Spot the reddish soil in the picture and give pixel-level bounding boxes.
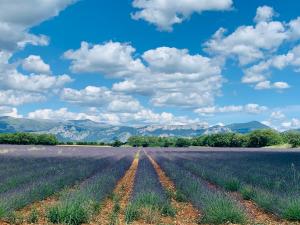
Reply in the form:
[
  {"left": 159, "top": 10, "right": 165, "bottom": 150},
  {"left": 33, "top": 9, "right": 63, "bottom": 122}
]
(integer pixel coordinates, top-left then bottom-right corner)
[
  {"left": 89, "top": 152, "right": 140, "bottom": 225},
  {"left": 17, "top": 187, "right": 79, "bottom": 225}
]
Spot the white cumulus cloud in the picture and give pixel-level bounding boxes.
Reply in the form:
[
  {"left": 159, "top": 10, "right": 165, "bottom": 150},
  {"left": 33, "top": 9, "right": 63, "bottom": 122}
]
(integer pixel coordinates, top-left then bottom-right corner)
[
  {"left": 27, "top": 107, "right": 203, "bottom": 126},
  {"left": 0, "top": 0, "right": 76, "bottom": 52},
  {"left": 22, "top": 55, "right": 51, "bottom": 74},
  {"left": 131, "top": 0, "right": 233, "bottom": 31},
  {"left": 0, "top": 90, "right": 45, "bottom": 106},
  {"left": 61, "top": 86, "right": 143, "bottom": 113},
  {"left": 64, "top": 41, "right": 146, "bottom": 78},
  {"left": 0, "top": 106, "right": 22, "bottom": 118},
  {"left": 205, "top": 13, "right": 287, "bottom": 65},
  {"left": 195, "top": 104, "right": 268, "bottom": 115},
  {"left": 65, "top": 42, "right": 223, "bottom": 108},
  {"left": 254, "top": 6, "right": 275, "bottom": 23}
]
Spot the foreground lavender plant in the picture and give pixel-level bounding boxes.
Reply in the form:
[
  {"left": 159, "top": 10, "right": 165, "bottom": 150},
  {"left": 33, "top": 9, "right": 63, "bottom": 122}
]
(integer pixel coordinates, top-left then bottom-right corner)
[
  {"left": 150, "top": 151, "right": 246, "bottom": 224},
  {"left": 125, "top": 152, "right": 175, "bottom": 224},
  {"left": 0, "top": 145, "right": 136, "bottom": 221},
  {"left": 47, "top": 156, "right": 133, "bottom": 225}
]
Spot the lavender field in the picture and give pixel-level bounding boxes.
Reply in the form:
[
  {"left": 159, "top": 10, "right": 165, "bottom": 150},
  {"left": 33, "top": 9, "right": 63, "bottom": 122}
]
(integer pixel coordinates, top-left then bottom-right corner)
[{"left": 1, "top": 145, "right": 300, "bottom": 224}]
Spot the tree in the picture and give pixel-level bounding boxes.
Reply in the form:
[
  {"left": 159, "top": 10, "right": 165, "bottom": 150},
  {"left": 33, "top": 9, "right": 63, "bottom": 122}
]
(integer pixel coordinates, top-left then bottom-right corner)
[
  {"left": 247, "top": 129, "right": 283, "bottom": 147},
  {"left": 0, "top": 133, "right": 58, "bottom": 145},
  {"left": 231, "top": 133, "right": 249, "bottom": 147},
  {"left": 283, "top": 131, "right": 300, "bottom": 148},
  {"left": 175, "top": 138, "right": 191, "bottom": 147},
  {"left": 112, "top": 140, "right": 123, "bottom": 147}
]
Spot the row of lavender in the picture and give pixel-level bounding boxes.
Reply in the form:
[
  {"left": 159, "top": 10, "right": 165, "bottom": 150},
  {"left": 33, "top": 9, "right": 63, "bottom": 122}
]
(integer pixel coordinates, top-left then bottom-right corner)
[
  {"left": 0, "top": 146, "right": 136, "bottom": 224},
  {"left": 125, "top": 151, "right": 175, "bottom": 224},
  {"left": 180, "top": 151, "right": 300, "bottom": 221},
  {"left": 47, "top": 156, "right": 133, "bottom": 224},
  {"left": 150, "top": 149, "right": 300, "bottom": 222},
  {"left": 149, "top": 150, "right": 247, "bottom": 224}
]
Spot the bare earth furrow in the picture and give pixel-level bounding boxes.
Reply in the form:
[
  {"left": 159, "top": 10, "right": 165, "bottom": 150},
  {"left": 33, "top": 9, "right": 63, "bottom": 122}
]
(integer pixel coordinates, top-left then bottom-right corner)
[
  {"left": 90, "top": 151, "right": 140, "bottom": 225},
  {"left": 145, "top": 151, "right": 200, "bottom": 225}
]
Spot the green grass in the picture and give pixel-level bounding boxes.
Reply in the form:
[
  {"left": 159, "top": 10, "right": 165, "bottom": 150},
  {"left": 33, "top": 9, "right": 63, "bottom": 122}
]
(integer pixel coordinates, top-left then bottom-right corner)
[
  {"left": 252, "top": 190, "right": 277, "bottom": 213},
  {"left": 283, "top": 199, "right": 300, "bottom": 221},
  {"left": 224, "top": 178, "right": 241, "bottom": 192},
  {"left": 0, "top": 204, "right": 6, "bottom": 219},
  {"left": 200, "top": 196, "right": 246, "bottom": 225},
  {"left": 47, "top": 200, "right": 90, "bottom": 225},
  {"left": 240, "top": 185, "right": 256, "bottom": 200},
  {"left": 109, "top": 194, "right": 121, "bottom": 225},
  {"left": 5, "top": 211, "right": 24, "bottom": 225},
  {"left": 125, "top": 203, "right": 140, "bottom": 223},
  {"left": 264, "top": 144, "right": 292, "bottom": 149},
  {"left": 125, "top": 192, "right": 175, "bottom": 224},
  {"left": 161, "top": 203, "right": 176, "bottom": 217},
  {"left": 174, "top": 190, "right": 188, "bottom": 202},
  {"left": 27, "top": 208, "right": 39, "bottom": 223}
]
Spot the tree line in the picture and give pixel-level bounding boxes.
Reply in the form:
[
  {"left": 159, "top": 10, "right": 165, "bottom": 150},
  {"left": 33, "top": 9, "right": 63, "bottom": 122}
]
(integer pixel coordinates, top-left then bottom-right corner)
[
  {"left": 1, "top": 129, "right": 300, "bottom": 148},
  {"left": 127, "top": 129, "right": 300, "bottom": 148},
  {"left": 0, "top": 133, "right": 124, "bottom": 147},
  {"left": 0, "top": 133, "right": 58, "bottom": 145}
]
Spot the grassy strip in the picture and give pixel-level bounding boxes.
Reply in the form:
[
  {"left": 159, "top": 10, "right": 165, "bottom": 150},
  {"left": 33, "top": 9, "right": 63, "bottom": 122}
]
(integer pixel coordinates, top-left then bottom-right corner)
[
  {"left": 108, "top": 194, "right": 121, "bottom": 225},
  {"left": 158, "top": 158, "right": 247, "bottom": 224},
  {"left": 46, "top": 157, "right": 132, "bottom": 225},
  {"left": 125, "top": 192, "right": 175, "bottom": 224}
]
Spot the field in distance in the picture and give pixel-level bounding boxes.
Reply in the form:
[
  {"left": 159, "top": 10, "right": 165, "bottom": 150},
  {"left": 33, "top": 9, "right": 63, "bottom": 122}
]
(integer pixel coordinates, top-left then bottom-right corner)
[{"left": 0, "top": 145, "right": 300, "bottom": 225}]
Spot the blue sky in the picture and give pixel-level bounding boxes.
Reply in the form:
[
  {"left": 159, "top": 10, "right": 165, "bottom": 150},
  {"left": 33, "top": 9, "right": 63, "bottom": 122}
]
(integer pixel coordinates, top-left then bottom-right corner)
[{"left": 1, "top": 0, "right": 300, "bottom": 130}]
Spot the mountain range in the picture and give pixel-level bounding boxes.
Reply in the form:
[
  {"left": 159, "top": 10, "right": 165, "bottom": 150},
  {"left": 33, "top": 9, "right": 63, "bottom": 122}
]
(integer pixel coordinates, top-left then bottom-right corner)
[{"left": 0, "top": 116, "right": 270, "bottom": 142}]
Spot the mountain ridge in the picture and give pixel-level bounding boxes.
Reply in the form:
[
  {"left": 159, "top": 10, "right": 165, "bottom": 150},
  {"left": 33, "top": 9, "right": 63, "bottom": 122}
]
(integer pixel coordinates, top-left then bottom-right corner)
[{"left": 0, "top": 116, "right": 271, "bottom": 142}]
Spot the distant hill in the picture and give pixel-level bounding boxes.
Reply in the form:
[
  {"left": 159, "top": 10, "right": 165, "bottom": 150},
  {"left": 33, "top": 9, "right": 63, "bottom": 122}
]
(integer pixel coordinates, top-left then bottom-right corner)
[
  {"left": 0, "top": 116, "right": 59, "bottom": 133},
  {"left": 226, "top": 121, "right": 270, "bottom": 134},
  {"left": 0, "top": 117, "right": 271, "bottom": 142}
]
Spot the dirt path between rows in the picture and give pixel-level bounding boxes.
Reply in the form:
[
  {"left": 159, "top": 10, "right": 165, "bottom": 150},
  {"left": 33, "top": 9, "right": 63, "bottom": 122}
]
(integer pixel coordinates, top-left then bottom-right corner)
[
  {"left": 89, "top": 151, "right": 140, "bottom": 225},
  {"left": 145, "top": 151, "right": 200, "bottom": 225}
]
